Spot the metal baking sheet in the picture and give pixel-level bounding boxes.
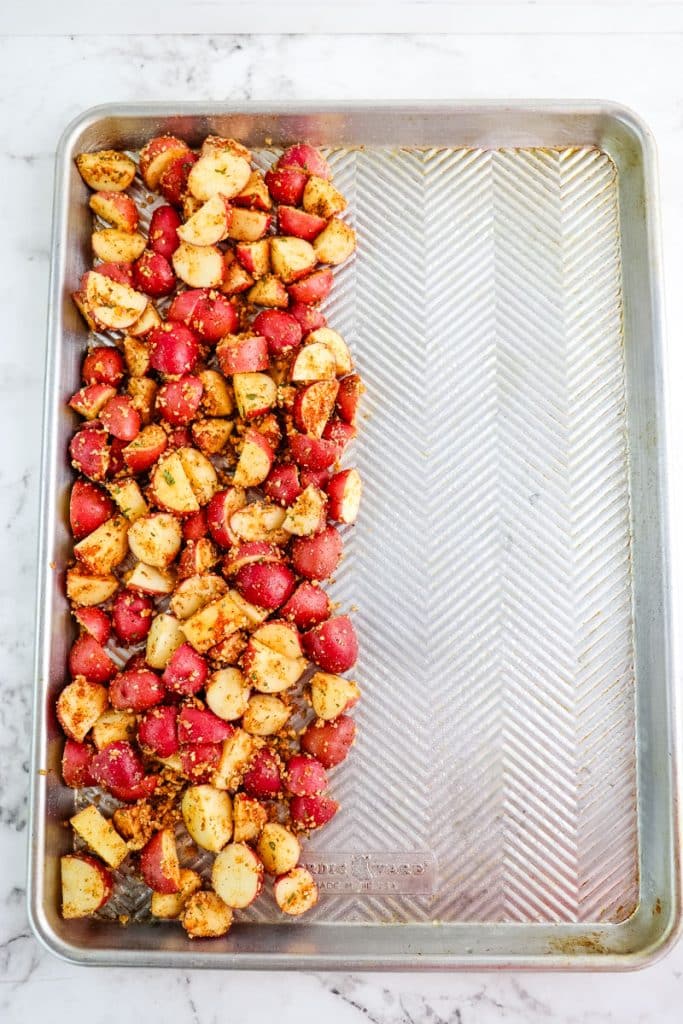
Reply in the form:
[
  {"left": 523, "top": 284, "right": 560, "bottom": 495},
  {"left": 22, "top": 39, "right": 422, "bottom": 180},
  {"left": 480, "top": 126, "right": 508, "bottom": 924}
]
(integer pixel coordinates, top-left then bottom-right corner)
[{"left": 28, "top": 102, "right": 680, "bottom": 969}]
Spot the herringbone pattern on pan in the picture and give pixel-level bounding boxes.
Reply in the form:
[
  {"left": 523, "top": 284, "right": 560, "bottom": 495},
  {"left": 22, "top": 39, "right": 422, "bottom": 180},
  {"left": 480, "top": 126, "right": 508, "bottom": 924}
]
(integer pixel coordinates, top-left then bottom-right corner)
[{"left": 80, "top": 145, "right": 637, "bottom": 926}]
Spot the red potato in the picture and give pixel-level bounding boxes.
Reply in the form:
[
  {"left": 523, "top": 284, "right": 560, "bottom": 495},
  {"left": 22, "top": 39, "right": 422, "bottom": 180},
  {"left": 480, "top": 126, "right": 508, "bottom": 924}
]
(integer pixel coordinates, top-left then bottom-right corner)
[
  {"left": 157, "top": 375, "right": 204, "bottom": 426},
  {"left": 288, "top": 267, "right": 334, "bottom": 306},
  {"left": 252, "top": 309, "right": 302, "bottom": 359},
  {"left": 181, "top": 784, "right": 233, "bottom": 852},
  {"left": 182, "top": 591, "right": 267, "bottom": 654},
  {"left": 188, "top": 149, "right": 251, "bottom": 201},
  {"left": 212, "top": 727, "right": 258, "bottom": 791},
  {"left": 107, "top": 477, "right": 148, "bottom": 522},
  {"left": 277, "top": 205, "right": 326, "bottom": 241},
  {"left": 205, "top": 667, "right": 251, "bottom": 721},
  {"left": 306, "top": 327, "right": 353, "bottom": 375},
  {"left": 132, "top": 250, "right": 176, "bottom": 297},
  {"left": 323, "top": 419, "right": 356, "bottom": 458},
  {"left": 99, "top": 395, "right": 141, "bottom": 442},
  {"left": 232, "top": 793, "right": 268, "bottom": 843},
  {"left": 274, "top": 867, "right": 319, "bottom": 916},
  {"left": 235, "top": 561, "right": 296, "bottom": 610},
  {"left": 286, "top": 754, "right": 328, "bottom": 797},
  {"left": 170, "top": 570, "right": 224, "bottom": 619},
  {"left": 127, "top": 302, "right": 162, "bottom": 338},
  {"left": 290, "top": 342, "right": 337, "bottom": 384},
  {"left": 290, "top": 794, "right": 339, "bottom": 830},
  {"left": 336, "top": 373, "right": 363, "bottom": 425},
  {"left": 112, "top": 588, "right": 153, "bottom": 644},
  {"left": 326, "top": 468, "right": 362, "bottom": 524},
  {"left": 183, "top": 508, "right": 208, "bottom": 542},
  {"left": 83, "top": 261, "right": 134, "bottom": 289},
  {"left": 229, "top": 502, "right": 289, "bottom": 545},
  {"left": 303, "top": 615, "right": 358, "bottom": 673},
  {"left": 126, "top": 562, "right": 175, "bottom": 596},
  {"left": 68, "top": 633, "right": 117, "bottom": 684},
  {"left": 246, "top": 274, "right": 289, "bottom": 309},
  {"left": 303, "top": 176, "right": 347, "bottom": 218},
  {"left": 141, "top": 610, "right": 184, "bottom": 651},
  {"left": 74, "top": 606, "right": 111, "bottom": 646},
  {"left": 177, "top": 194, "right": 231, "bottom": 246},
  {"left": 92, "top": 229, "right": 147, "bottom": 265},
  {"left": 122, "top": 424, "right": 168, "bottom": 474},
  {"left": 76, "top": 149, "right": 136, "bottom": 191},
  {"left": 91, "top": 708, "right": 137, "bottom": 751},
  {"left": 301, "top": 715, "right": 356, "bottom": 768},
  {"left": 72, "top": 290, "right": 100, "bottom": 331},
  {"left": 241, "top": 747, "right": 283, "bottom": 799},
  {"left": 235, "top": 239, "right": 270, "bottom": 277},
  {"left": 151, "top": 868, "right": 202, "bottom": 919},
  {"left": 225, "top": 206, "right": 272, "bottom": 242},
  {"left": 241, "top": 694, "right": 291, "bottom": 737},
  {"left": 280, "top": 582, "right": 332, "bottom": 630},
  {"left": 264, "top": 165, "right": 308, "bottom": 206},
  {"left": 289, "top": 301, "right": 327, "bottom": 334},
  {"left": 167, "top": 425, "right": 192, "bottom": 449},
  {"left": 140, "top": 828, "right": 181, "bottom": 894},
  {"left": 283, "top": 484, "right": 327, "bottom": 537},
  {"left": 293, "top": 381, "right": 339, "bottom": 438},
  {"left": 233, "top": 429, "right": 274, "bottom": 488},
  {"left": 73, "top": 514, "right": 128, "bottom": 574},
  {"left": 139, "top": 135, "right": 191, "bottom": 189},
  {"left": 257, "top": 823, "right": 300, "bottom": 876},
  {"left": 91, "top": 741, "right": 158, "bottom": 802},
  {"left": 82, "top": 346, "right": 125, "bottom": 387},
  {"left": 69, "top": 383, "right": 117, "bottom": 420},
  {"left": 233, "top": 169, "right": 272, "bottom": 211},
  {"left": 190, "top": 291, "right": 239, "bottom": 344},
  {"left": 70, "top": 425, "right": 110, "bottom": 481},
  {"left": 180, "top": 742, "right": 223, "bottom": 783},
  {"left": 290, "top": 526, "right": 342, "bottom": 582},
  {"left": 177, "top": 706, "right": 234, "bottom": 745},
  {"left": 107, "top": 437, "right": 128, "bottom": 478},
  {"left": 62, "top": 738, "right": 96, "bottom": 787},
  {"left": 253, "top": 413, "right": 282, "bottom": 450},
  {"left": 57, "top": 678, "right": 109, "bottom": 742},
  {"left": 211, "top": 843, "right": 264, "bottom": 909},
  {"left": 138, "top": 704, "right": 179, "bottom": 758},
  {"left": 216, "top": 333, "right": 269, "bottom": 375},
  {"left": 263, "top": 463, "right": 302, "bottom": 506},
  {"left": 233, "top": 372, "right": 277, "bottom": 420},
  {"left": 149, "top": 323, "right": 200, "bottom": 376},
  {"left": 70, "top": 479, "right": 115, "bottom": 540},
  {"left": 70, "top": 804, "right": 129, "bottom": 869},
  {"left": 181, "top": 890, "right": 233, "bottom": 938},
  {"left": 221, "top": 250, "right": 254, "bottom": 296},
  {"left": 252, "top": 620, "right": 303, "bottom": 659},
  {"left": 279, "top": 143, "right": 331, "bottom": 180},
  {"left": 288, "top": 433, "right": 339, "bottom": 471},
  {"left": 61, "top": 853, "right": 113, "bottom": 919},
  {"left": 126, "top": 376, "right": 158, "bottom": 426},
  {"left": 167, "top": 288, "right": 207, "bottom": 326},
  {"left": 159, "top": 152, "right": 198, "bottom": 206},
  {"left": 222, "top": 542, "right": 282, "bottom": 576},
  {"left": 270, "top": 236, "right": 317, "bottom": 284},
  {"left": 147, "top": 207, "right": 182, "bottom": 264},
  {"left": 310, "top": 671, "right": 360, "bottom": 720},
  {"left": 66, "top": 568, "right": 119, "bottom": 608},
  {"left": 89, "top": 190, "right": 139, "bottom": 231},
  {"left": 162, "top": 641, "right": 209, "bottom": 696},
  {"left": 191, "top": 417, "right": 234, "bottom": 456},
  {"left": 200, "top": 136, "right": 252, "bottom": 160},
  {"left": 314, "top": 218, "right": 357, "bottom": 265},
  {"left": 127, "top": 512, "right": 182, "bottom": 568},
  {"left": 241, "top": 637, "right": 306, "bottom": 694},
  {"left": 109, "top": 668, "right": 166, "bottom": 712},
  {"left": 173, "top": 241, "right": 225, "bottom": 289},
  {"left": 301, "top": 463, "right": 332, "bottom": 487},
  {"left": 177, "top": 537, "right": 219, "bottom": 579},
  {"left": 207, "top": 487, "right": 247, "bottom": 548}
]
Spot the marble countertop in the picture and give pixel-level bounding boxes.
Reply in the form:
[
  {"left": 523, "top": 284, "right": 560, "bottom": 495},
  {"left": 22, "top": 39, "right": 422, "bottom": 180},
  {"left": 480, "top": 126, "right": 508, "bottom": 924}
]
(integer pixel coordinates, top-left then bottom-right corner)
[{"left": 2, "top": 19, "right": 683, "bottom": 1023}]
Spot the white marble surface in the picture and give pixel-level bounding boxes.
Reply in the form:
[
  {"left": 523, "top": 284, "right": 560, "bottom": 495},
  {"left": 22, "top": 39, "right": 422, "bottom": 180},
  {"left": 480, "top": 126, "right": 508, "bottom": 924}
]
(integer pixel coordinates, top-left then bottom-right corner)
[{"left": 2, "top": 22, "right": 683, "bottom": 1023}]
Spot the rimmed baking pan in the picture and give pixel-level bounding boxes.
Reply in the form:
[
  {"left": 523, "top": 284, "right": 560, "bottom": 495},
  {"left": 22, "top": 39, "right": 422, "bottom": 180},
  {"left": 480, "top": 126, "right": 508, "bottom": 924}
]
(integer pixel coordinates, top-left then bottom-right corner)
[{"left": 29, "top": 101, "right": 680, "bottom": 969}]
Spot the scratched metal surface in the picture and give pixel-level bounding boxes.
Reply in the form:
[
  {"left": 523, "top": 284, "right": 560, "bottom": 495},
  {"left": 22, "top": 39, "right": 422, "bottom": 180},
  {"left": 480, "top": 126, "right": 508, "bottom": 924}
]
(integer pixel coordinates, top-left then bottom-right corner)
[{"left": 31, "top": 105, "right": 677, "bottom": 968}]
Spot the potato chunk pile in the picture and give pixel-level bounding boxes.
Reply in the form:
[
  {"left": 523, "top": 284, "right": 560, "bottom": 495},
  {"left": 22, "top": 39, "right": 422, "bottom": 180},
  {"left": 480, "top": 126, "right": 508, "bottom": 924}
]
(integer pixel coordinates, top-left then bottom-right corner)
[{"left": 59, "top": 135, "right": 363, "bottom": 936}]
